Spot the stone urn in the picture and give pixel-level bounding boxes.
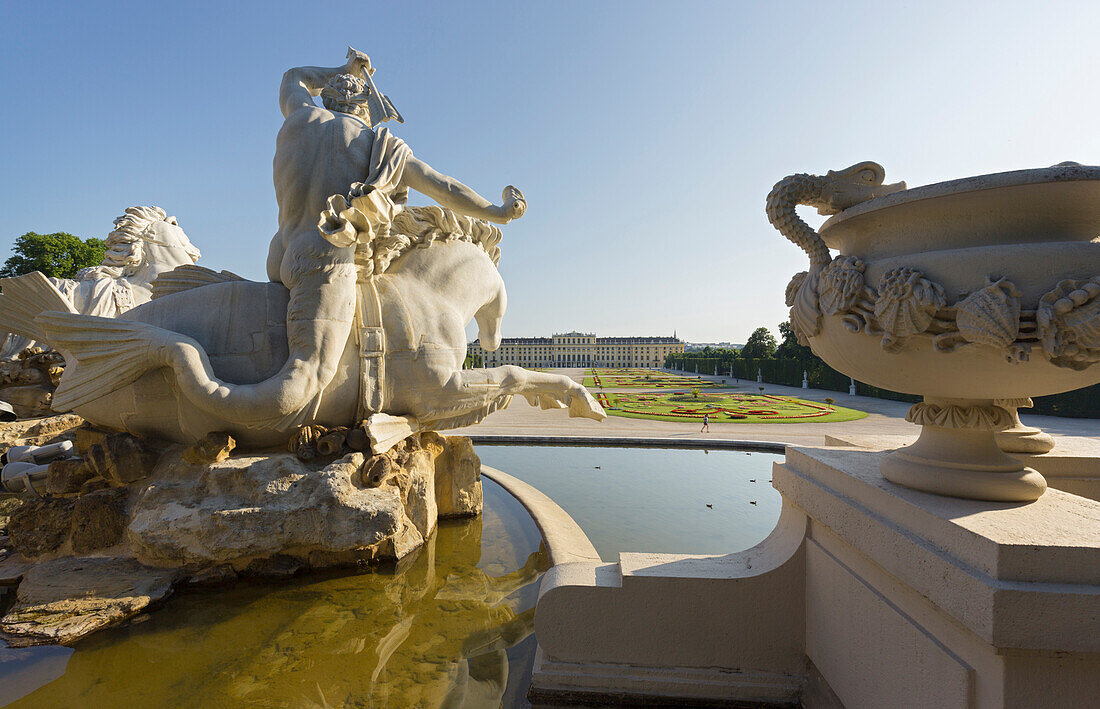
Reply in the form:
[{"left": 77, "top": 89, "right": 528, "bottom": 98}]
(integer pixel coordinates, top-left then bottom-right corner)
[{"left": 768, "top": 162, "right": 1100, "bottom": 501}]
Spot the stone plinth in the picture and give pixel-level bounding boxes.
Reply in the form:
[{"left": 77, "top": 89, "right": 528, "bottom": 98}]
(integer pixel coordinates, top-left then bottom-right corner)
[
  {"left": 824, "top": 432, "right": 1100, "bottom": 502},
  {"left": 530, "top": 446, "right": 1100, "bottom": 708}
]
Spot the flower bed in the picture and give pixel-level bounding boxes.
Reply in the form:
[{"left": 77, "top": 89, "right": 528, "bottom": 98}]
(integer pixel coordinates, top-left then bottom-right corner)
[
  {"left": 583, "top": 369, "right": 721, "bottom": 389},
  {"left": 594, "top": 391, "right": 867, "bottom": 424}
]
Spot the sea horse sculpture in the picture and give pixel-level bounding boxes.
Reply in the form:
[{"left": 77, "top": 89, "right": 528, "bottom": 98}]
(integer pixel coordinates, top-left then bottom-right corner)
[
  {"left": 0, "top": 206, "right": 202, "bottom": 360},
  {"left": 0, "top": 49, "right": 604, "bottom": 450},
  {"left": 766, "top": 162, "right": 905, "bottom": 342}
]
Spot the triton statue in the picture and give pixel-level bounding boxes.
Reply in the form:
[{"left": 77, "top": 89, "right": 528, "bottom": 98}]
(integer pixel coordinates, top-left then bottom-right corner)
[{"left": 0, "top": 48, "right": 604, "bottom": 451}]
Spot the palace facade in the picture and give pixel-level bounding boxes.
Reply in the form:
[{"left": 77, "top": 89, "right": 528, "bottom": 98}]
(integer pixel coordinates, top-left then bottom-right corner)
[{"left": 468, "top": 331, "right": 684, "bottom": 368}]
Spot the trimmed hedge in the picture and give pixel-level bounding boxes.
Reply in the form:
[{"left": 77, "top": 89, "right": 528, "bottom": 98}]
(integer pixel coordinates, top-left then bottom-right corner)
[{"left": 670, "top": 356, "right": 1100, "bottom": 418}]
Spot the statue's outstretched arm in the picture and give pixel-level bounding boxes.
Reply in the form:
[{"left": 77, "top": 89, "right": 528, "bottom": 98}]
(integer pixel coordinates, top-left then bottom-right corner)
[{"left": 401, "top": 157, "right": 526, "bottom": 225}]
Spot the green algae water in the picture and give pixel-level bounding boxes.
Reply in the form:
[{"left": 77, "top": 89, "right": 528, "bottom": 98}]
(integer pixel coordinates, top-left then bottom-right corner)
[
  {"left": 0, "top": 446, "right": 782, "bottom": 707},
  {"left": 0, "top": 480, "right": 545, "bottom": 708},
  {"left": 476, "top": 445, "right": 783, "bottom": 560}
]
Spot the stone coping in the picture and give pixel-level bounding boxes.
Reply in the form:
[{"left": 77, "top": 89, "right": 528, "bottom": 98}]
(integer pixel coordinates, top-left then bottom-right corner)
[
  {"left": 469, "top": 435, "right": 785, "bottom": 453},
  {"left": 480, "top": 465, "right": 601, "bottom": 566}
]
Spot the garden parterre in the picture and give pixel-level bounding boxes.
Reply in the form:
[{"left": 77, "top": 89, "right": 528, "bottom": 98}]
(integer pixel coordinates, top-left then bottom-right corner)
[
  {"left": 593, "top": 391, "right": 868, "bottom": 423},
  {"left": 583, "top": 368, "right": 722, "bottom": 389}
]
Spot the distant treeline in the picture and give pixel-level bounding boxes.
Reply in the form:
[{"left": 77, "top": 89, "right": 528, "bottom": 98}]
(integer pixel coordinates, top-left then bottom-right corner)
[{"left": 666, "top": 323, "right": 1100, "bottom": 419}]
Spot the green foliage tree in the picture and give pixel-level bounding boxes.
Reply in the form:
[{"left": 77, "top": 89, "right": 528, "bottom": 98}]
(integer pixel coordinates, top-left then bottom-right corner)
[
  {"left": 739, "top": 326, "right": 777, "bottom": 360},
  {"left": 0, "top": 232, "right": 106, "bottom": 279},
  {"left": 775, "top": 320, "right": 814, "bottom": 361}
]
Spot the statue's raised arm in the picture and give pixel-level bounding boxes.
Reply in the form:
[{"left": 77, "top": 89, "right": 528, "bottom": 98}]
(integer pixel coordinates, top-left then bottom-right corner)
[{"left": 279, "top": 48, "right": 375, "bottom": 119}]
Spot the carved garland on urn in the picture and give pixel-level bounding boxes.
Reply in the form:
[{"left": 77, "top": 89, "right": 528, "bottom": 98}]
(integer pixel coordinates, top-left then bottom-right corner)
[
  {"left": 784, "top": 268, "right": 1100, "bottom": 369},
  {"left": 769, "top": 164, "right": 1100, "bottom": 371}
]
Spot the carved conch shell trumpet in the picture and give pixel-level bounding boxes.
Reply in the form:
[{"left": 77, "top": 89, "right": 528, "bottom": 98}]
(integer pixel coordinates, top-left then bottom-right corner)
[
  {"left": 873, "top": 268, "right": 946, "bottom": 352},
  {"left": 956, "top": 277, "right": 1022, "bottom": 350}
]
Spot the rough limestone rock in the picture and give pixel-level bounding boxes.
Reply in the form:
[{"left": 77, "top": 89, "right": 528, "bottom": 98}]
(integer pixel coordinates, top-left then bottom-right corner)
[
  {"left": 8, "top": 497, "right": 76, "bottom": 558},
  {"left": 0, "top": 385, "right": 53, "bottom": 419},
  {"left": 0, "top": 415, "right": 485, "bottom": 646},
  {"left": 0, "top": 557, "right": 176, "bottom": 646},
  {"left": 428, "top": 433, "right": 483, "bottom": 517},
  {"left": 85, "top": 432, "right": 159, "bottom": 486},
  {"left": 127, "top": 451, "right": 424, "bottom": 569},
  {"left": 46, "top": 458, "right": 95, "bottom": 495},
  {"left": 0, "top": 414, "right": 83, "bottom": 449},
  {"left": 0, "top": 495, "right": 24, "bottom": 531},
  {"left": 401, "top": 448, "right": 438, "bottom": 539},
  {"left": 0, "top": 348, "right": 63, "bottom": 419},
  {"left": 70, "top": 488, "right": 129, "bottom": 554},
  {"left": 181, "top": 431, "right": 235, "bottom": 464}
]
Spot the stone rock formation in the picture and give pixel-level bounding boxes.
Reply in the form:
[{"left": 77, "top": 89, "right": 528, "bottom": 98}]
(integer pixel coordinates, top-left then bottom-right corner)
[
  {"left": 1, "top": 557, "right": 177, "bottom": 646},
  {"left": 0, "top": 414, "right": 483, "bottom": 646},
  {"left": 0, "top": 348, "right": 64, "bottom": 418}
]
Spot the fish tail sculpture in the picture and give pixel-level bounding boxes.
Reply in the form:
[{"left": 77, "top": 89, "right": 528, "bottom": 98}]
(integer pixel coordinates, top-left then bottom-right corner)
[
  {"left": 0, "top": 272, "right": 78, "bottom": 342},
  {"left": 0, "top": 259, "right": 330, "bottom": 431},
  {"left": 38, "top": 298, "right": 336, "bottom": 431}
]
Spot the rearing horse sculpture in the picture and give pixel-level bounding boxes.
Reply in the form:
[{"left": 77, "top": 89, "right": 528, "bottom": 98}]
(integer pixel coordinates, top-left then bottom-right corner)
[{"left": 0, "top": 49, "right": 604, "bottom": 450}]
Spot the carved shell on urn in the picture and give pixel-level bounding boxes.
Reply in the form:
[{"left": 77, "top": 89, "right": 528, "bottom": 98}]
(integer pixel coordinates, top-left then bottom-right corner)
[
  {"left": 818, "top": 256, "right": 866, "bottom": 316},
  {"left": 955, "top": 277, "right": 1023, "bottom": 361},
  {"left": 785, "top": 271, "right": 808, "bottom": 308},
  {"left": 1036, "top": 276, "right": 1100, "bottom": 370},
  {"left": 784, "top": 270, "right": 820, "bottom": 345},
  {"left": 873, "top": 268, "right": 946, "bottom": 352}
]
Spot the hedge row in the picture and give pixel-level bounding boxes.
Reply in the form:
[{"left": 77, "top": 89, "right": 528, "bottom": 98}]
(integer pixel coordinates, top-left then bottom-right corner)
[{"left": 669, "top": 357, "right": 1100, "bottom": 419}]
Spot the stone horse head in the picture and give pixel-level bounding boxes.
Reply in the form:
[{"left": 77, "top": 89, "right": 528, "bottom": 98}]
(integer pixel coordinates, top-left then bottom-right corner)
[{"left": 77, "top": 206, "right": 201, "bottom": 302}]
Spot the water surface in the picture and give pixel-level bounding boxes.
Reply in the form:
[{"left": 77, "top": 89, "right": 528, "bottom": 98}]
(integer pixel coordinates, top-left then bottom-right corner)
[
  {"left": 476, "top": 445, "right": 783, "bottom": 559},
  {"left": 0, "top": 480, "right": 544, "bottom": 708},
  {"left": 0, "top": 445, "right": 783, "bottom": 707}
]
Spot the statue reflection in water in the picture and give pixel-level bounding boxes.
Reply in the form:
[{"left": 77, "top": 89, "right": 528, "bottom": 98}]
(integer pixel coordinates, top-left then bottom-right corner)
[{"left": 8, "top": 495, "right": 548, "bottom": 708}]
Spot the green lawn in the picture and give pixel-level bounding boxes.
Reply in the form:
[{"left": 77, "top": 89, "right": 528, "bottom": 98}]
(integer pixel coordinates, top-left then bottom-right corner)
[
  {"left": 594, "top": 391, "right": 867, "bottom": 423},
  {"left": 583, "top": 368, "right": 723, "bottom": 389}
]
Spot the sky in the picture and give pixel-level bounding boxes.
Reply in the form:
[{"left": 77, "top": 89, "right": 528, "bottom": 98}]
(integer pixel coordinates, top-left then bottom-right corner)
[{"left": 3, "top": 1, "right": 1100, "bottom": 344}]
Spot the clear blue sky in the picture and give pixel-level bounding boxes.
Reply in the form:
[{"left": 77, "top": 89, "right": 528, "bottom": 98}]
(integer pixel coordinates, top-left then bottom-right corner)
[{"left": 3, "top": 1, "right": 1099, "bottom": 343}]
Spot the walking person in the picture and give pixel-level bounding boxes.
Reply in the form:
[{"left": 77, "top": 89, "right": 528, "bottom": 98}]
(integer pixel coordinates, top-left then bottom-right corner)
[{"left": 700, "top": 413, "right": 710, "bottom": 433}]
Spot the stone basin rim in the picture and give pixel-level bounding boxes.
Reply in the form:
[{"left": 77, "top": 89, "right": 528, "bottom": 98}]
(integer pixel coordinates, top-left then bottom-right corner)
[
  {"left": 481, "top": 464, "right": 602, "bottom": 566},
  {"left": 821, "top": 163, "right": 1100, "bottom": 229}
]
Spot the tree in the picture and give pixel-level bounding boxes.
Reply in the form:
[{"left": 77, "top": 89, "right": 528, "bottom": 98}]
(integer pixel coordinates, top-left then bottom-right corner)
[
  {"left": 775, "top": 320, "right": 814, "bottom": 361},
  {"left": 0, "top": 232, "right": 106, "bottom": 279},
  {"left": 739, "top": 327, "right": 777, "bottom": 360}
]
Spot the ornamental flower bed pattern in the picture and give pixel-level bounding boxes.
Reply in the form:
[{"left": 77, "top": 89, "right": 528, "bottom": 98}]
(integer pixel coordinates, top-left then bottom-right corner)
[
  {"left": 584, "top": 369, "right": 721, "bottom": 389},
  {"left": 595, "top": 392, "right": 867, "bottom": 424}
]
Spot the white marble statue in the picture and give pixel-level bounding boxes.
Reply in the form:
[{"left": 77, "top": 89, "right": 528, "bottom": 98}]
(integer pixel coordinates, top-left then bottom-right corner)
[
  {"left": 0, "top": 206, "right": 200, "bottom": 359},
  {"left": 0, "top": 48, "right": 604, "bottom": 450}
]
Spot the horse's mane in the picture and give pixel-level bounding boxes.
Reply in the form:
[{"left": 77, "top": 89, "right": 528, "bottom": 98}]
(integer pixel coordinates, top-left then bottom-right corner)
[
  {"left": 75, "top": 206, "right": 199, "bottom": 281},
  {"left": 354, "top": 205, "right": 502, "bottom": 280}
]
